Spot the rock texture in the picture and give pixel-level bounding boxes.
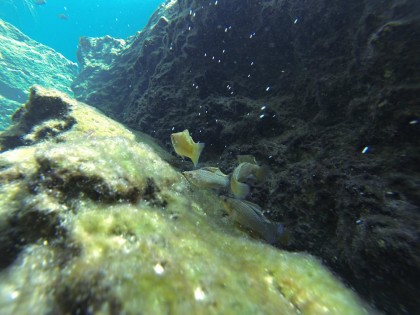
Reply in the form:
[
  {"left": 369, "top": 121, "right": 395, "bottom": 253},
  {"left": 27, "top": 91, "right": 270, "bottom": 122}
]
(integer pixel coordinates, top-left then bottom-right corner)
[
  {"left": 72, "top": 0, "right": 420, "bottom": 313},
  {"left": 0, "top": 86, "right": 373, "bottom": 315},
  {"left": 0, "top": 19, "right": 77, "bottom": 130}
]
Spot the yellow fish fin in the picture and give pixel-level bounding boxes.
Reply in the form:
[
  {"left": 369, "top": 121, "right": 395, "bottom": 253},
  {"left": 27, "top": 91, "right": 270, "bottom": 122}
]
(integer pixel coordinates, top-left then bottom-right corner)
[
  {"left": 231, "top": 178, "right": 250, "bottom": 199},
  {"left": 191, "top": 142, "right": 205, "bottom": 167},
  {"left": 254, "top": 165, "right": 270, "bottom": 183}
]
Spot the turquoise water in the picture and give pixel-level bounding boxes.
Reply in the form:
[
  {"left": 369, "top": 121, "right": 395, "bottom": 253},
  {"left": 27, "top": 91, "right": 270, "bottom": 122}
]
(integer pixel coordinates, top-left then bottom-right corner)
[
  {"left": 0, "top": 0, "right": 164, "bottom": 61},
  {"left": 0, "top": 0, "right": 164, "bottom": 130}
]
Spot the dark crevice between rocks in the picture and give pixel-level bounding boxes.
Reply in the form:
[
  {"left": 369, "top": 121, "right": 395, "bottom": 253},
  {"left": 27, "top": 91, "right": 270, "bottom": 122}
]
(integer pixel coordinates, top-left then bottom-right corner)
[
  {"left": 54, "top": 270, "right": 123, "bottom": 315},
  {"left": 143, "top": 177, "right": 167, "bottom": 208},
  {"left": 0, "top": 196, "right": 72, "bottom": 271},
  {"left": 33, "top": 156, "right": 167, "bottom": 208},
  {"left": 40, "top": 172, "right": 143, "bottom": 205}
]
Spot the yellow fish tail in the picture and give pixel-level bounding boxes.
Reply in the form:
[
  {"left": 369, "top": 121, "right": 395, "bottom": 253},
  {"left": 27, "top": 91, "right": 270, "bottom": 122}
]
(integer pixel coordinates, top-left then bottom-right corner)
[
  {"left": 231, "top": 180, "right": 250, "bottom": 199},
  {"left": 255, "top": 165, "right": 269, "bottom": 182},
  {"left": 263, "top": 223, "right": 290, "bottom": 245},
  {"left": 191, "top": 142, "right": 205, "bottom": 167}
]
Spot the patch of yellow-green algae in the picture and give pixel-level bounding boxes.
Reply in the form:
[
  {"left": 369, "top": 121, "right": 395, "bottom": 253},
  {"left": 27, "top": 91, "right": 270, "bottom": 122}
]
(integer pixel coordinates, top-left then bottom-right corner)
[{"left": 0, "top": 87, "right": 373, "bottom": 314}]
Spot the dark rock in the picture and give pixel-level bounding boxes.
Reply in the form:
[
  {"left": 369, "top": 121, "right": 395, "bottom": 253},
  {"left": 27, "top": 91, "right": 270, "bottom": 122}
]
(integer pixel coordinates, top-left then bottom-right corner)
[{"left": 72, "top": 0, "right": 420, "bottom": 313}]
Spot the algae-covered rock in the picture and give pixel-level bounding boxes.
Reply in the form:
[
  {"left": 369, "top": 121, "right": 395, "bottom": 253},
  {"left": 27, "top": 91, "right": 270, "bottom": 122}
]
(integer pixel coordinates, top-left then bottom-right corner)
[
  {"left": 0, "top": 19, "right": 77, "bottom": 130},
  {"left": 0, "top": 87, "right": 373, "bottom": 314}
]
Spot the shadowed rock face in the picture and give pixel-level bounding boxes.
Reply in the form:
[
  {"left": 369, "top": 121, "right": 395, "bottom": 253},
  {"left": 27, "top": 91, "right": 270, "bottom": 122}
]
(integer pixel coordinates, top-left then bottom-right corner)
[{"left": 72, "top": 0, "right": 420, "bottom": 313}]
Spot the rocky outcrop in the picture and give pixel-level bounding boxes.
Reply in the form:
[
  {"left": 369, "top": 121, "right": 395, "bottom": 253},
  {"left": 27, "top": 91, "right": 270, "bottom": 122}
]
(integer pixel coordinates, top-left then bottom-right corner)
[
  {"left": 0, "top": 19, "right": 77, "bottom": 130},
  {"left": 71, "top": 0, "right": 420, "bottom": 313},
  {"left": 0, "top": 86, "right": 373, "bottom": 314}
]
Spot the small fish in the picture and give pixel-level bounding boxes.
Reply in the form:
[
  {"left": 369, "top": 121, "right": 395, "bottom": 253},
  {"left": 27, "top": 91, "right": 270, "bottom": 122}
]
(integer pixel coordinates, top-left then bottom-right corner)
[
  {"left": 58, "top": 14, "right": 69, "bottom": 20},
  {"left": 220, "top": 196, "right": 286, "bottom": 244},
  {"left": 183, "top": 167, "right": 229, "bottom": 190},
  {"left": 171, "top": 129, "right": 205, "bottom": 167},
  {"left": 34, "top": 0, "right": 46, "bottom": 5},
  {"left": 230, "top": 162, "right": 268, "bottom": 199}
]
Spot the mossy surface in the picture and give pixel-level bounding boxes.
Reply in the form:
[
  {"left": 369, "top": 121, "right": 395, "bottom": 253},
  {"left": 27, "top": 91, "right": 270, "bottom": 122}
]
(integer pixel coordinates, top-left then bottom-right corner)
[{"left": 0, "top": 87, "right": 373, "bottom": 314}]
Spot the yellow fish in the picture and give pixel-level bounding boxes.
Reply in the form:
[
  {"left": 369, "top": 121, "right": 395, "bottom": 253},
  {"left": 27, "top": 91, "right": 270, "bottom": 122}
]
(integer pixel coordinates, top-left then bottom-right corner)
[
  {"left": 220, "top": 196, "right": 286, "bottom": 244},
  {"left": 170, "top": 129, "right": 205, "bottom": 167},
  {"left": 183, "top": 167, "right": 229, "bottom": 190},
  {"left": 237, "top": 154, "right": 258, "bottom": 164},
  {"left": 230, "top": 162, "right": 268, "bottom": 199}
]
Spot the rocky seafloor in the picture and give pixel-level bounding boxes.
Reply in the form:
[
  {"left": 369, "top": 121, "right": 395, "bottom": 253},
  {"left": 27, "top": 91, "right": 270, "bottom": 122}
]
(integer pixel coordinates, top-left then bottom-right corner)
[
  {"left": 0, "top": 0, "right": 419, "bottom": 314},
  {"left": 0, "top": 86, "right": 375, "bottom": 314},
  {"left": 71, "top": 0, "right": 420, "bottom": 314}
]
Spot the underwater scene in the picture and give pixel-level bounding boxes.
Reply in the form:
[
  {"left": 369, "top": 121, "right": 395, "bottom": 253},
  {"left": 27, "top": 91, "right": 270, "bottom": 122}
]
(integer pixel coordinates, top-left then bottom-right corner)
[{"left": 0, "top": 0, "right": 419, "bottom": 314}]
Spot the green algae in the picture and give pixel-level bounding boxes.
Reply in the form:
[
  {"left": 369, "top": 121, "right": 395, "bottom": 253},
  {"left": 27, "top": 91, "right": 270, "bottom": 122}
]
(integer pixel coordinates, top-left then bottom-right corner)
[{"left": 0, "top": 87, "right": 374, "bottom": 314}]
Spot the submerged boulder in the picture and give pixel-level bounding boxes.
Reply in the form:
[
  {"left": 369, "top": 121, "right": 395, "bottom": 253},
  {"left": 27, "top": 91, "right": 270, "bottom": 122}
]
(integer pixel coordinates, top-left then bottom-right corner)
[
  {"left": 0, "top": 19, "right": 77, "bottom": 130},
  {"left": 71, "top": 1, "right": 420, "bottom": 313},
  {"left": 0, "top": 87, "right": 373, "bottom": 314}
]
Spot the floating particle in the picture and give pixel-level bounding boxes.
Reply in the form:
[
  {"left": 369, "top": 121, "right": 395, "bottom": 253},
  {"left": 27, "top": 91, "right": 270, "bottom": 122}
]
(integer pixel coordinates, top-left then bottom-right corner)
[
  {"left": 225, "top": 28, "right": 228, "bottom": 32},
  {"left": 265, "top": 86, "right": 271, "bottom": 91},
  {"left": 259, "top": 114, "right": 265, "bottom": 119},
  {"left": 250, "top": 62, "right": 254, "bottom": 66},
  {"left": 294, "top": 18, "right": 299, "bottom": 24},
  {"left": 409, "top": 119, "right": 418, "bottom": 125},
  {"left": 361, "top": 146, "right": 369, "bottom": 154},
  {"left": 261, "top": 106, "right": 266, "bottom": 110},
  {"left": 194, "top": 287, "right": 206, "bottom": 301},
  {"left": 153, "top": 263, "right": 165, "bottom": 275},
  {"left": 215, "top": 0, "right": 218, "bottom": 5},
  {"left": 10, "top": 290, "right": 20, "bottom": 300}
]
